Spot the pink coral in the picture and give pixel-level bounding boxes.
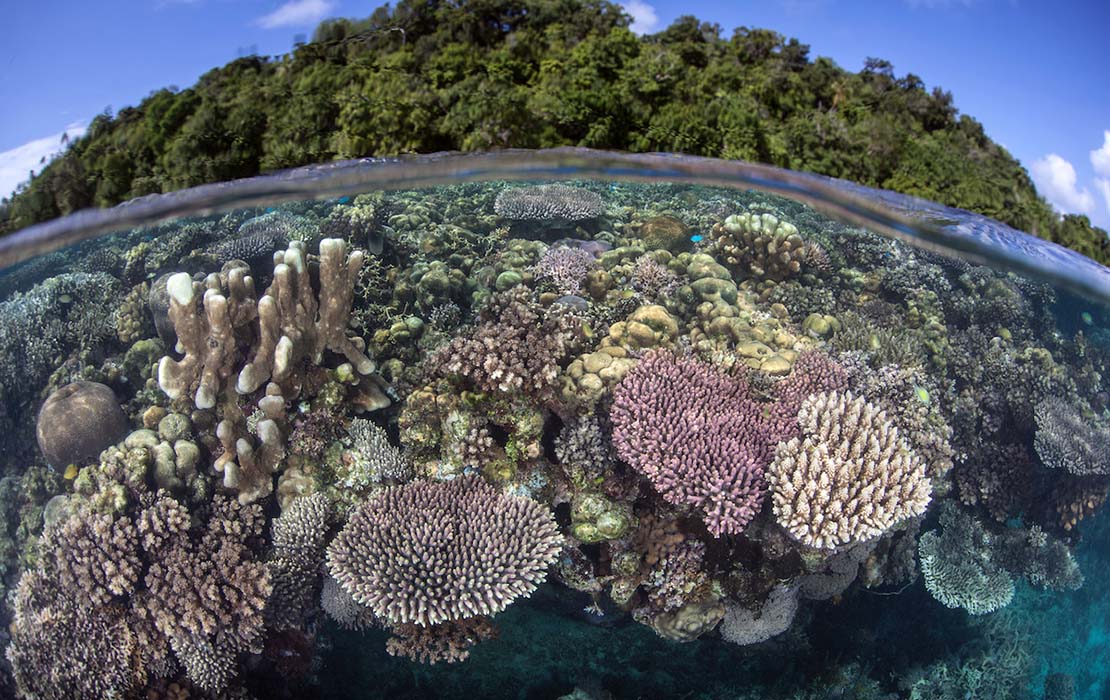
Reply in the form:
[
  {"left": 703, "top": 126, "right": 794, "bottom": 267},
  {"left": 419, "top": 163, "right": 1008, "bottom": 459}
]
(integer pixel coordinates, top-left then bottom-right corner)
[{"left": 610, "top": 350, "right": 773, "bottom": 537}]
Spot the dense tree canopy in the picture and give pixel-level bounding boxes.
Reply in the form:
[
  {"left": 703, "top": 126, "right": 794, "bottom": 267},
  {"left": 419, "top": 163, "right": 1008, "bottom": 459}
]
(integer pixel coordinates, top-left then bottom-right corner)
[{"left": 2, "top": 0, "right": 1106, "bottom": 263}]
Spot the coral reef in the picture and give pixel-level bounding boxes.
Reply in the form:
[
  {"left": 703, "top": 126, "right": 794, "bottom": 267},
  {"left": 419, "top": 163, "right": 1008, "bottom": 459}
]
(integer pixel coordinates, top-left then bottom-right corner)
[
  {"left": 610, "top": 349, "right": 771, "bottom": 537},
  {"left": 494, "top": 184, "right": 604, "bottom": 222},
  {"left": 4, "top": 179, "right": 1110, "bottom": 699},
  {"left": 327, "top": 477, "right": 562, "bottom": 627}
]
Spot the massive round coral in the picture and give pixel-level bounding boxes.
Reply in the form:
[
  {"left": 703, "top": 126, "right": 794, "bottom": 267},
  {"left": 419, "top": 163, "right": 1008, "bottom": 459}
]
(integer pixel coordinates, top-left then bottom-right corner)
[
  {"left": 326, "top": 477, "right": 562, "bottom": 627},
  {"left": 36, "top": 381, "right": 130, "bottom": 466},
  {"left": 610, "top": 349, "right": 772, "bottom": 537}
]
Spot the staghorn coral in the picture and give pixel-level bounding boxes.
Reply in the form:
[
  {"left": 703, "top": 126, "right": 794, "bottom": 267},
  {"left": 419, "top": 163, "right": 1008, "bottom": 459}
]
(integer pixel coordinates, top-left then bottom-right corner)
[
  {"left": 326, "top": 476, "right": 562, "bottom": 627},
  {"left": 768, "top": 391, "right": 932, "bottom": 549},
  {"left": 494, "top": 184, "right": 604, "bottom": 221},
  {"left": 610, "top": 349, "right": 772, "bottom": 537}
]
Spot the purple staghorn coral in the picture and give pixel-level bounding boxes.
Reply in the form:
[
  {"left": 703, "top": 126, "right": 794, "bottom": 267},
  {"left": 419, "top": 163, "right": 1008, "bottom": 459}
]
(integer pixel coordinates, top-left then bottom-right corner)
[
  {"left": 610, "top": 349, "right": 773, "bottom": 538},
  {"left": 326, "top": 476, "right": 562, "bottom": 627}
]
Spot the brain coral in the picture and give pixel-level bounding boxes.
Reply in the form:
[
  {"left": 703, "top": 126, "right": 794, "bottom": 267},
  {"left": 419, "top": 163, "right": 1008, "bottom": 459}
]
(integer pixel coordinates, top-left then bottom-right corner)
[
  {"left": 768, "top": 391, "right": 931, "bottom": 549},
  {"left": 326, "top": 477, "right": 562, "bottom": 627}
]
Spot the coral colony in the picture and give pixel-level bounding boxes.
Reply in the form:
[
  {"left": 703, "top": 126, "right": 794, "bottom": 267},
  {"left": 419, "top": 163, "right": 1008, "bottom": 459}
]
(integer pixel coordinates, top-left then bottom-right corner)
[{"left": 0, "top": 181, "right": 1103, "bottom": 699}]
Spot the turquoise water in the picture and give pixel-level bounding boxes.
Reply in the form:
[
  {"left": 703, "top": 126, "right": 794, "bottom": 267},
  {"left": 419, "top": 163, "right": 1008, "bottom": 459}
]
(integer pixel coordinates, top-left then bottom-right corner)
[{"left": 0, "top": 151, "right": 1107, "bottom": 700}]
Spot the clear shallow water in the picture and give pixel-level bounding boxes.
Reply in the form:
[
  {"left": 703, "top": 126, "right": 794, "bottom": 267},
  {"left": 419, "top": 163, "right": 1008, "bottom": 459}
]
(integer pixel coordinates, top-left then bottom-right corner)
[{"left": 0, "top": 149, "right": 1107, "bottom": 700}]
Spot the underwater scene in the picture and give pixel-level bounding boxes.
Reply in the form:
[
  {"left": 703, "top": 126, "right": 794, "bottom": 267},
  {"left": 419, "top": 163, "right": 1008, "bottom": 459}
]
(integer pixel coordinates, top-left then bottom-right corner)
[{"left": 0, "top": 159, "right": 1108, "bottom": 700}]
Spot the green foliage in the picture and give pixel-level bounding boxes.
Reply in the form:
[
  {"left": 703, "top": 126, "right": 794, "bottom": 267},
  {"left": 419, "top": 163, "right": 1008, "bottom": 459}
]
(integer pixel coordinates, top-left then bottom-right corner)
[{"left": 1, "top": 0, "right": 1105, "bottom": 266}]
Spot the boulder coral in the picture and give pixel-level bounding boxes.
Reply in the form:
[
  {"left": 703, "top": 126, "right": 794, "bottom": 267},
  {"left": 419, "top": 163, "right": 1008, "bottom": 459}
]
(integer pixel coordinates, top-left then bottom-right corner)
[{"left": 36, "top": 381, "right": 129, "bottom": 466}]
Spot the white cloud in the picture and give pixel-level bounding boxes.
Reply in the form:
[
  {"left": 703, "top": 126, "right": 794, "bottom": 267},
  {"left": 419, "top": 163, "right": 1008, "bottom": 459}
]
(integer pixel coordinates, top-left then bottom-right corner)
[
  {"left": 1096, "top": 179, "right": 1110, "bottom": 215},
  {"left": 1091, "top": 130, "right": 1110, "bottom": 178},
  {"left": 621, "top": 0, "right": 658, "bottom": 35},
  {"left": 256, "top": 0, "right": 334, "bottom": 29},
  {"left": 1030, "top": 153, "right": 1095, "bottom": 216},
  {"left": 0, "top": 122, "right": 87, "bottom": 201}
]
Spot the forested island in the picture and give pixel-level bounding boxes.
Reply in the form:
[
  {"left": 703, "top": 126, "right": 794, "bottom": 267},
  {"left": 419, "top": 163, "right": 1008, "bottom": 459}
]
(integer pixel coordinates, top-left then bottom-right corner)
[{"left": 3, "top": 0, "right": 1107, "bottom": 264}]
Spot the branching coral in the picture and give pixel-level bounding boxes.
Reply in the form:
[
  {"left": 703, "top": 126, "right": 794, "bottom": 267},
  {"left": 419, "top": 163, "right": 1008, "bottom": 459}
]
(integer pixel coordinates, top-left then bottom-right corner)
[
  {"left": 434, "top": 288, "right": 578, "bottom": 400},
  {"left": 768, "top": 391, "right": 932, "bottom": 549},
  {"left": 918, "top": 504, "right": 1015, "bottom": 615},
  {"left": 266, "top": 492, "right": 331, "bottom": 630},
  {"left": 326, "top": 476, "right": 562, "bottom": 627},
  {"left": 494, "top": 184, "right": 604, "bottom": 221},
  {"left": 158, "top": 238, "right": 375, "bottom": 409},
  {"left": 6, "top": 494, "right": 271, "bottom": 696},
  {"left": 610, "top": 349, "right": 772, "bottom": 537},
  {"left": 1034, "top": 396, "right": 1110, "bottom": 476},
  {"left": 533, "top": 245, "right": 596, "bottom": 296},
  {"left": 709, "top": 211, "right": 814, "bottom": 281}
]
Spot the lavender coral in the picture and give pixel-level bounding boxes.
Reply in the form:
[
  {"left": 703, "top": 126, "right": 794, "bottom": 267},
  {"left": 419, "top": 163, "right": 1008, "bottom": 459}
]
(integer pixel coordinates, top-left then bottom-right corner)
[
  {"left": 768, "top": 391, "right": 932, "bottom": 549},
  {"left": 533, "top": 245, "right": 596, "bottom": 296},
  {"left": 326, "top": 476, "right": 562, "bottom": 627},
  {"left": 610, "top": 349, "right": 772, "bottom": 537}
]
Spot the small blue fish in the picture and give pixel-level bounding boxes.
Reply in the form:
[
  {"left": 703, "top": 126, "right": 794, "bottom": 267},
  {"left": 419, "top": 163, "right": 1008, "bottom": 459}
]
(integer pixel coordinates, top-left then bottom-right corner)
[
  {"left": 265, "top": 207, "right": 276, "bottom": 213},
  {"left": 337, "top": 195, "right": 351, "bottom": 204},
  {"left": 690, "top": 234, "right": 703, "bottom": 243}
]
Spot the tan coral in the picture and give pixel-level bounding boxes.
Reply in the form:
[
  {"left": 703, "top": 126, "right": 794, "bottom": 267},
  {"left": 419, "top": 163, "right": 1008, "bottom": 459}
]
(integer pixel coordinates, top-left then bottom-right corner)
[
  {"left": 768, "top": 391, "right": 932, "bottom": 550},
  {"left": 214, "top": 382, "right": 287, "bottom": 504},
  {"left": 238, "top": 239, "right": 374, "bottom": 395},
  {"left": 158, "top": 265, "right": 258, "bottom": 409}
]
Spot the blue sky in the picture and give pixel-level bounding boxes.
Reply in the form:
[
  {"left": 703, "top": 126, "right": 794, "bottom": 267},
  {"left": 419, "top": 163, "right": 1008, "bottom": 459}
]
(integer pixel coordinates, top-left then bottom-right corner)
[{"left": 1, "top": 0, "right": 1108, "bottom": 229}]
